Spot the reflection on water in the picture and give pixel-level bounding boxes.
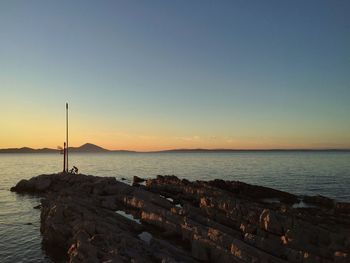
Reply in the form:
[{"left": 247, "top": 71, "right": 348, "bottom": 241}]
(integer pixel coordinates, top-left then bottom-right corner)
[{"left": 1, "top": 151, "right": 350, "bottom": 262}]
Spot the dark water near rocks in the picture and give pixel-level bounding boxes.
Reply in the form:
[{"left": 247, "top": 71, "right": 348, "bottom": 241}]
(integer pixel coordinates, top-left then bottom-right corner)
[{"left": 1, "top": 151, "right": 350, "bottom": 262}]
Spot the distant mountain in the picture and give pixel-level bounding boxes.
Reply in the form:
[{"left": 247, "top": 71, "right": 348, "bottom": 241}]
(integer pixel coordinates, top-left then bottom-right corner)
[{"left": 68, "top": 143, "right": 110, "bottom": 153}]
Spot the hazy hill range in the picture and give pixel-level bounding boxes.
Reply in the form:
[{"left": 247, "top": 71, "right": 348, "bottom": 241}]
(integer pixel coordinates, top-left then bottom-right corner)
[
  {"left": 0, "top": 143, "right": 138, "bottom": 153},
  {"left": 0, "top": 143, "right": 349, "bottom": 153},
  {"left": 0, "top": 143, "right": 114, "bottom": 153},
  {"left": 0, "top": 147, "right": 58, "bottom": 154}
]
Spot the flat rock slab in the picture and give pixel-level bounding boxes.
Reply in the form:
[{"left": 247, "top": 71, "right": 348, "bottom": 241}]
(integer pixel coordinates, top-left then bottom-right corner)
[{"left": 11, "top": 173, "right": 350, "bottom": 263}]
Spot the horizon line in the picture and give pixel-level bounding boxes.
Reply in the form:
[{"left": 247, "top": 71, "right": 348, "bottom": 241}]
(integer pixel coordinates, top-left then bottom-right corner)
[{"left": 1, "top": 143, "right": 350, "bottom": 153}]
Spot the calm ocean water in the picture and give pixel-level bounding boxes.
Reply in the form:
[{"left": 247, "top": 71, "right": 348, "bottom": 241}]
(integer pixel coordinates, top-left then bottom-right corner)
[{"left": 1, "top": 151, "right": 350, "bottom": 262}]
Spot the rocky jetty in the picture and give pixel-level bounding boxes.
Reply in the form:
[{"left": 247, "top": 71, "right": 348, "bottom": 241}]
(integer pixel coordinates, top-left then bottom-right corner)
[{"left": 11, "top": 173, "right": 350, "bottom": 263}]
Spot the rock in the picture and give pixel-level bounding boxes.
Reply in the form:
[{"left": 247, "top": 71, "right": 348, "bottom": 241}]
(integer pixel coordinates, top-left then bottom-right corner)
[
  {"left": 304, "top": 195, "right": 335, "bottom": 208},
  {"left": 259, "top": 209, "right": 284, "bottom": 235},
  {"left": 133, "top": 176, "right": 145, "bottom": 184},
  {"left": 100, "top": 195, "right": 118, "bottom": 210},
  {"left": 191, "top": 239, "right": 209, "bottom": 261},
  {"left": 10, "top": 179, "right": 33, "bottom": 192},
  {"left": 334, "top": 251, "right": 348, "bottom": 262},
  {"left": 35, "top": 178, "right": 51, "bottom": 191},
  {"left": 11, "top": 173, "right": 350, "bottom": 263},
  {"left": 336, "top": 202, "right": 350, "bottom": 213}
]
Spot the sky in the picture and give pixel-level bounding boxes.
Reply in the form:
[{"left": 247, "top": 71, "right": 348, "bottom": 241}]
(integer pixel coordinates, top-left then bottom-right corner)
[{"left": 0, "top": 0, "right": 349, "bottom": 150}]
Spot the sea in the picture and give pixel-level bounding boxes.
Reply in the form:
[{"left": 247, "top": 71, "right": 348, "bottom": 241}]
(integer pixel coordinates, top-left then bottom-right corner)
[{"left": 1, "top": 151, "right": 350, "bottom": 262}]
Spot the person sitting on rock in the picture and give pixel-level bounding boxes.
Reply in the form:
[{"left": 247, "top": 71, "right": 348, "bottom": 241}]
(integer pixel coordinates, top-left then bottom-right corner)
[{"left": 69, "top": 166, "right": 79, "bottom": 174}]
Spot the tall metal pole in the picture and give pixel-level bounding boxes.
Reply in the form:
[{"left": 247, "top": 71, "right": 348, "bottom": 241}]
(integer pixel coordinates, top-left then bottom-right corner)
[
  {"left": 66, "top": 103, "right": 69, "bottom": 173},
  {"left": 63, "top": 142, "right": 66, "bottom": 173}
]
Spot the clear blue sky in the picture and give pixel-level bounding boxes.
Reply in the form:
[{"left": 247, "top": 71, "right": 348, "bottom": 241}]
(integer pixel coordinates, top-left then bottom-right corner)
[{"left": 0, "top": 1, "right": 349, "bottom": 150}]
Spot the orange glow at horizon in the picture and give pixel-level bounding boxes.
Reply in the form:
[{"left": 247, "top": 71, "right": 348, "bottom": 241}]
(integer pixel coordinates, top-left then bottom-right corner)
[
  {"left": 1, "top": 103, "right": 350, "bottom": 151},
  {"left": 2, "top": 131, "right": 350, "bottom": 151}
]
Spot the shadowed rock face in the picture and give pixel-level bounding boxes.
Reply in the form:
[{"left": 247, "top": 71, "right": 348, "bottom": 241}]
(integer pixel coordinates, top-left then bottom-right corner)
[{"left": 11, "top": 174, "right": 350, "bottom": 263}]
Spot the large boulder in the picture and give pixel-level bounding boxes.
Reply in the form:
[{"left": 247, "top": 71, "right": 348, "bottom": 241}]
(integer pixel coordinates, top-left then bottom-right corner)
[{"left": 10, "top": 179, "right": 34, "bottom": 192}]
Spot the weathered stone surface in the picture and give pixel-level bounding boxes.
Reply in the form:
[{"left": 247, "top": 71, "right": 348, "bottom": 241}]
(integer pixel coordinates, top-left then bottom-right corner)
[
  {"left": 36, "top": 178, "right": 51, "bottom": 191},
  {"left": 11, "top": 179, "right": 34, "bottom": 192},
  {"left": 304, "top": 195, "right": 335, "bottom": 208},
  {"left": 259, "top": 209, "right": 284, "bottom": 235},
  {"left": 11, "top": 173, "right": 350, "bottom": 262},
  {"left": 133, "top": 176, "right": 145, "bottom": 184}
]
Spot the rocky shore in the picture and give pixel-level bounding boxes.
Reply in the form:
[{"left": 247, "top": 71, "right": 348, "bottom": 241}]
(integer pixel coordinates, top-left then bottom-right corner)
[{"left": 11, "top": 173, "right": 350, "bottom": 263}]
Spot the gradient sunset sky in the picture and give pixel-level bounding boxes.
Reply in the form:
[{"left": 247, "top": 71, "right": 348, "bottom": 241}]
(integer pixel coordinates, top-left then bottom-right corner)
[{"left": 1, "top": 1, "right": 349, "bottom": 151}]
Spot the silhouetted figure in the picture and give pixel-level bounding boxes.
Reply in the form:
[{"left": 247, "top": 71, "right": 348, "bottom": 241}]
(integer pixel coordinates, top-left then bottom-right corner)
[{"left": 70, "top": 166, "right": 79, "bottom": 174}]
